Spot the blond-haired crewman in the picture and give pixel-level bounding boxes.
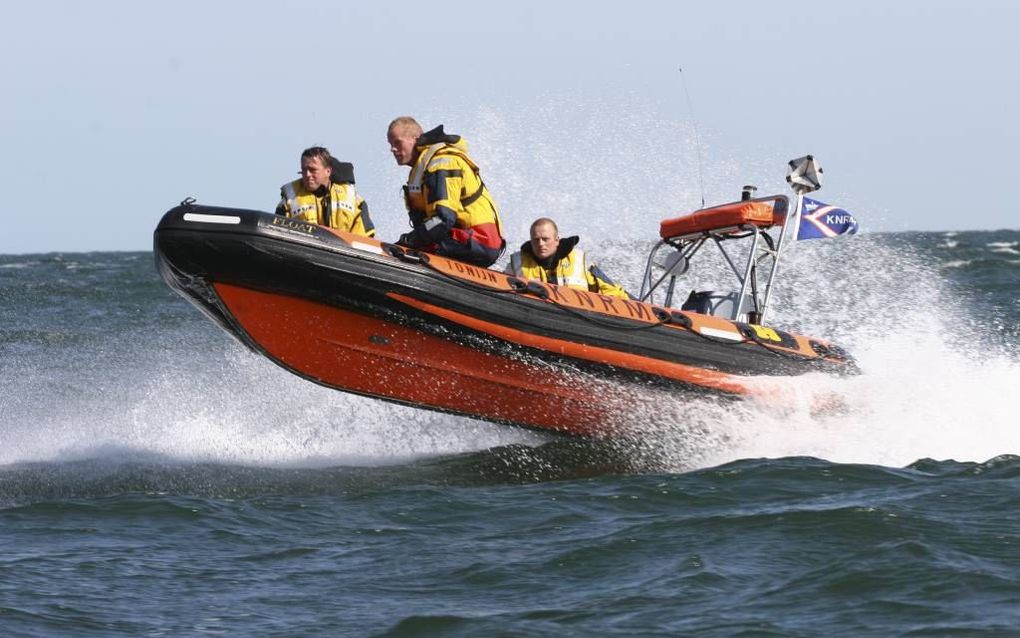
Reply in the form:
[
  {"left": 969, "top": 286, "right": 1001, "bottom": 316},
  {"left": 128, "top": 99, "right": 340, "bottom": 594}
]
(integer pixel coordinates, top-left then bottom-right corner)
[
  {"left": 507, "top": 218, "right": 630, "bottom": 299},
  {"left": 386, "top": 117, "right": 504, "bottom": 267}
]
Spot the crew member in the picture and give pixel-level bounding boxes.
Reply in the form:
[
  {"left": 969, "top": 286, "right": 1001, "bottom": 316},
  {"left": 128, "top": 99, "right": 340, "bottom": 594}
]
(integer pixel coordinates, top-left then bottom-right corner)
[
  {"left": 386, "top": 116, "right": 504, "bottom": 267},
  {"left": 507, "top": 217, "right": 630, "bottom": 299},
  {"left": 276, "top": 146, "right": 375, "bottom": 237}
]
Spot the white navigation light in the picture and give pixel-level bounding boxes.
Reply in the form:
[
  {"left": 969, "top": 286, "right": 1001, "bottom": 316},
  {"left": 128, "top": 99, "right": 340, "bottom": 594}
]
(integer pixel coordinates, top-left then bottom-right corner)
[
  {"left": 786, "top": 155, "right": 823, "bottom": 194},
  {"left": 183, "top": 213, "right": 241, "bottom": 224},
  {"left": 351, "top": 241, "right": 385, "bottom": 255}
]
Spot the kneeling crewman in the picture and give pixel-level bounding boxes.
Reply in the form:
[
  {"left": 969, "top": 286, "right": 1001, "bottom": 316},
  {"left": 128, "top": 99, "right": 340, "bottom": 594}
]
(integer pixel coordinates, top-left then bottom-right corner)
[{"left": 387, "top": 116, "right": 504, "bottom": 267}]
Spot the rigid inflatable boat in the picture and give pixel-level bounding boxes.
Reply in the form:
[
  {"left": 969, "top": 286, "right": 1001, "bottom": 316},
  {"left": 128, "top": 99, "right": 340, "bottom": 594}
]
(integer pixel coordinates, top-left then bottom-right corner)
[{"left": 154, "top": 156, "right": 854, "bottom": 437}]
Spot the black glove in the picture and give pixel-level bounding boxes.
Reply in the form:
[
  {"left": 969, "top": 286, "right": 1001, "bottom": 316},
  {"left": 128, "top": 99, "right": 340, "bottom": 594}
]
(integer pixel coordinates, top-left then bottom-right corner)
[
  {"left": 396, "top": 232, "right": 420, "bottom": 248},
  {"left": 421, "top": 209, "right": 456, "bottom": 244}
]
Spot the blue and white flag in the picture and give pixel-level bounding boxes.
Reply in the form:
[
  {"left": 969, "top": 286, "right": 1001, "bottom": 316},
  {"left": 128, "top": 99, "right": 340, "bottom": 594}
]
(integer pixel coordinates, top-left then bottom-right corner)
[{"left": 797, "top": 197, "right": 859, "bottom": 240}]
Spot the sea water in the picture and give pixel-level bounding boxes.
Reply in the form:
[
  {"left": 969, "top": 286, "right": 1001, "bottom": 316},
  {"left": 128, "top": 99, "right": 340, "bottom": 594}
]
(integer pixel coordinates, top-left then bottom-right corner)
[{"left": 2, "top": 226, "right": 1019, "bottom": 636}]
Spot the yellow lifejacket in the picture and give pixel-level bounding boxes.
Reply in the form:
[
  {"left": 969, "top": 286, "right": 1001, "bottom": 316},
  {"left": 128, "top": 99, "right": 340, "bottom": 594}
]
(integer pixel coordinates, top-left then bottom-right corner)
[
  {"left": 508, "top": 240, "right": 631, "bottom": 299},
  {"left": 403, "top": 135, "right": 503, "bottom": 248},
  {"left": 510, "top": 247, "right": 590, "bottom": 289},
  {"left": 404, "top": 142, "right": 470, "bottom": 213},
  {"left": 279, "top": 179, "right": 374, "bottom": 237}
]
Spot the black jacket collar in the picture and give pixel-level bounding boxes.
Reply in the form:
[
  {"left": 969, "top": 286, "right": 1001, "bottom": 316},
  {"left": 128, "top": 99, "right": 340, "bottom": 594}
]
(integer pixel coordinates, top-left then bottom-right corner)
[
  {"left": 521, "top": 235, "right": 579, "bottom": 270},
  {"left": 417, "top": 124, "right": 461, "bottom": 147}
]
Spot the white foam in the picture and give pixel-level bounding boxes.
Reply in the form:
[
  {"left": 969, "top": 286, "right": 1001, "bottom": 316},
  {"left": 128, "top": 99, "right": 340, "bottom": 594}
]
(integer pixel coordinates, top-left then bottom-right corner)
[
  {"left": 610, "top": 232, "right": 1020, "bottom": 469},
  {"left": 719, "top": 336, "right": 1020, "bottom": 467},
  {"left": 0, "top": 346, "right": 546, "bottom": 468}
]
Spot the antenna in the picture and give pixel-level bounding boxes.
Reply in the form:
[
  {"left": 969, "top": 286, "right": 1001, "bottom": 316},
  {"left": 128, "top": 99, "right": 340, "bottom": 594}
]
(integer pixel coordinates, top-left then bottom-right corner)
[{"left": 679, "top": 66, "right": 706, "bottom": 208}]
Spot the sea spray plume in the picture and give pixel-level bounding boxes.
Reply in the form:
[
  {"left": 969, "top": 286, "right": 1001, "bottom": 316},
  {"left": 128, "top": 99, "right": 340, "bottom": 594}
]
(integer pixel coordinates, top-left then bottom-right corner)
[
  {"left": 607, "top": 384, "right": 751, "bottom": 473},
  {"left": 118, "top": 347, "right": 545, "bottom": 468},
  {"left": 454, "top": 97, "right": 722, "bottom": 250},
  {"left": 1, "top": 330, "right": 543, "bottom": 468},
  {"left": 674, "top": 232, "right": 1020, "bottom": 467}
]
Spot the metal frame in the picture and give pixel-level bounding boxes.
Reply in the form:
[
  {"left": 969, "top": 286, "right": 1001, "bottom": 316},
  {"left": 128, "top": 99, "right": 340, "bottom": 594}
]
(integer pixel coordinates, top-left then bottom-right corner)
[{"left": 639, "top": 193, "right": 806, "bottom": 324}]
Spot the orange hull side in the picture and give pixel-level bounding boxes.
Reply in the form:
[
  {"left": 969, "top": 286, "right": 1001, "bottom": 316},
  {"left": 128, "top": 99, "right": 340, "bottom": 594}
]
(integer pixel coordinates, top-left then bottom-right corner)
[
  {"left": 389, "top": 293, "right": 751, "bottom": 395},
  {"left": 213, "top": 283, "right": 622, "bottom": 436}
]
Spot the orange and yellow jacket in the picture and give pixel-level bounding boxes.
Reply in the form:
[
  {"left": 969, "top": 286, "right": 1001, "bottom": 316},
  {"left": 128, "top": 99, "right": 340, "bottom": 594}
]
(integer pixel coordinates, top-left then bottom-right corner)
[{"left": 399, "top": 125, "right": 504, "bottom": 267}]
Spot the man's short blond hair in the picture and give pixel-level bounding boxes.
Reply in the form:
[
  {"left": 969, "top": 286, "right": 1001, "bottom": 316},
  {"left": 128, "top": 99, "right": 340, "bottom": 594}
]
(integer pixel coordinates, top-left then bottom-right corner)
[
  {"left": 388, "top": 116, "right": 423, "bottom": 137},
  {"left": 530, "top": 217, "right": 559, "bottom": 237}
]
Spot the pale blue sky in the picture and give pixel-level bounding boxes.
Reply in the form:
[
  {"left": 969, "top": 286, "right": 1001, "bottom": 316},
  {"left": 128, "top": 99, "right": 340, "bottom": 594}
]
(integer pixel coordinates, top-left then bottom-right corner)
[{"left": 2, "top": 0, "right": 1017, "bottom": 254}]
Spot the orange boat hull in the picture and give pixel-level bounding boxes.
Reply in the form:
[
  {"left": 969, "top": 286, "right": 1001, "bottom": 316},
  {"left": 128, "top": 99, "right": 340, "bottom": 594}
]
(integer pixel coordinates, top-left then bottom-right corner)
[{"left": 216, "top": 283, "right": 623, "bottom": 436}]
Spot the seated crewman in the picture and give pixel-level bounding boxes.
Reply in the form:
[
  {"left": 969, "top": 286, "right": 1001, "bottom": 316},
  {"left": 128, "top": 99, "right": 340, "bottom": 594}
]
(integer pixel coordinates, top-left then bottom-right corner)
[
  {"left": 506, "top": 217, "right": 630, "bottom": 299},
  {"left": 276, "top": 146, "right": 375, "bottom": 237}
]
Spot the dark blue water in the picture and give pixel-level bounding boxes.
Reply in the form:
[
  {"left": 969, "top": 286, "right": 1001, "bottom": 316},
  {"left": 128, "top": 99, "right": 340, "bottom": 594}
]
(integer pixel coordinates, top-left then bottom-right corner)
[{"left": 2, "top": 231, "right": 1019, "bottom": 635}]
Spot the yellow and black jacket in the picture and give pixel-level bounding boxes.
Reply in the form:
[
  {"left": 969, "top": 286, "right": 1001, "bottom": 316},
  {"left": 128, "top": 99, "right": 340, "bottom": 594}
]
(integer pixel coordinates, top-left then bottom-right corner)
[
  {"left": 507, "top": 236, "right": 631, "bottom": 299},
  {"left": 276, "top": 162, "right": 374, "bottom": 237},
  {"left": 399, "top": 125, "right": 504, "bottom": 267}
]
